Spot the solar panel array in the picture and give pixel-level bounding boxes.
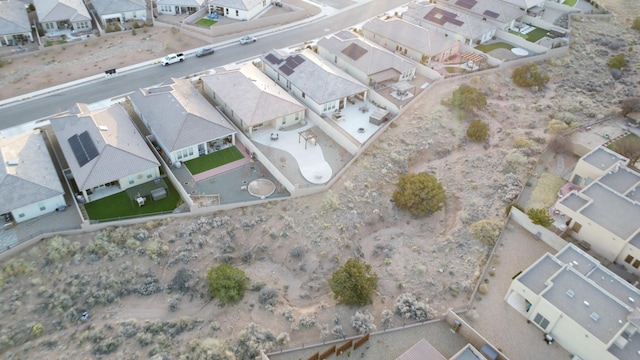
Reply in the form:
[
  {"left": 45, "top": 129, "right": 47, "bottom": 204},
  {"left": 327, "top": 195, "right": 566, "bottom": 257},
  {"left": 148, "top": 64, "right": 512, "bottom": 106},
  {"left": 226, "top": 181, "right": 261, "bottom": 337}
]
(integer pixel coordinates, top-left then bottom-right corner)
[
  {"left": 341, "top": 43, "right": 368, "bottom": 61},
  {"left": 278, "top": 55, "right": 305, "bottom": 76},
  {"left": 483, "top": 10, "right": 500, "bottom": 19},
  {"left": 265, "top": 53, "right": 283, "bottom": 65},
  {"left": 68, "top": 130, "right": 99, "bottom": 167},
  {"left": 455, "top": 0, "right": 477, "bottom": 9},
  {"left": 424, "top": 8, "right": 464, "bottom": 27}
]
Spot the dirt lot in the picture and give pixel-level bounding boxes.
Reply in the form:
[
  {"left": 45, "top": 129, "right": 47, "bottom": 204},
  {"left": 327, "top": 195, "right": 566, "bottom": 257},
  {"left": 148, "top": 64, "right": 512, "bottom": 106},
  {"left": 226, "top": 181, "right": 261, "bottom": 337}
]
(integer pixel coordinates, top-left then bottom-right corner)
[{"left": 0, "top": 1, "right": 639, "bottom": 359}]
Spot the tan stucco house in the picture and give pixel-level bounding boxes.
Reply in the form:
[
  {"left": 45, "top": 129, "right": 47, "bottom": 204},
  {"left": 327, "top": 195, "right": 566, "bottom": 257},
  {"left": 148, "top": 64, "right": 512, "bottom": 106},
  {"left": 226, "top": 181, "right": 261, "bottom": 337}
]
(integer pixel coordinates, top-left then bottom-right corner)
[
  {"left": 156, "top": 0, "right": 205, "bottom": 15},
  {"left": 92, "top": 0, "right": 147, "bottom": 27},
  {"left": 0, "top": 0, "right": 34, "bottom": 46},
  {"left": 208, "top": 0, "right": 272, "bottom": 21},
  {"left": 34, "top": 0, "right": 92, "bottom": 34}
]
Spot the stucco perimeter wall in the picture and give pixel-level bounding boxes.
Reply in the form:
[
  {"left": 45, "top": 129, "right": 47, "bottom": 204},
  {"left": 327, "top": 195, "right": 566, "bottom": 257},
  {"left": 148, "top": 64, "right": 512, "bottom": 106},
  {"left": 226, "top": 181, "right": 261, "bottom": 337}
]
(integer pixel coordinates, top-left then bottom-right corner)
[
  {"left": 509, "top": 207, "right": 568, "bottom": 252},
  {"left": 443, "top": 310, "right": 509, "bottom": 360}
]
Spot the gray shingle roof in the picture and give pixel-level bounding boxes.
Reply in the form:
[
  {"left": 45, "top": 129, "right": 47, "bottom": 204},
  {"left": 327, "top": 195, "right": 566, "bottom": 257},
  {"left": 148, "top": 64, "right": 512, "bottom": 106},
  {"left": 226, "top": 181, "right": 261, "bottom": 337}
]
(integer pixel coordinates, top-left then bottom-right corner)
[
  {"left": 156, "top": 0, "right": 205, "bottom": 7},
  {"left": 34, "top": 0, "right": 91, "bottom": 22},
  {"left": 262, "top": 49, "right": 367, "bottom": 105},
  {"left": 0, "top": 1, "right": 31, "bottom": 35},
  {"left": 130, "top": 78, "right": 235, "bottom": 152},
  {"left": 318, "top": 31, "right": 416, "bottom": 78},
  {"left": 202, "top": 65, "right": 305, "bottom": 127},
  {"left": 92, "top": 0, "right": 146, "bottom": 16},
  {"left": 50, "top": 103, "right": 159, "bottom": 190},
  {"left": 404, "top": 3, "right": 495, "bottom": 40},
  {"left": 0, "top": 131, "right": 64, "bottom": 213},
  {"left": 363, "top": 17, "right": 459, "bottom": 57}
]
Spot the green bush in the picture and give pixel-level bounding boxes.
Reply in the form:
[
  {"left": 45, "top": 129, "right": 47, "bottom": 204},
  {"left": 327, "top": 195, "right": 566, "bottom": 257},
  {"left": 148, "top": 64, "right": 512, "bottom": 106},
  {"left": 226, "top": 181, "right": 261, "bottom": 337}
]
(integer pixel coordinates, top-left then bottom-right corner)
[
  {"left": 207, "top": 264, "right": 248, "bottom": 305},
  {"left": 466, "top": 119, "right": 489, "bottom": 142},
  {"left": 469, "top": 219, "right": 504, "bottom": 246},
  {"left": 30, "top": 323, "right": 44, "bottom": 337},
  {"left": 505, "top": 201, "right": 525, "bottom": 216},
  {"left": 609, "top": 54, "right": 625, "bottom": 70},
  {"left": 392, "top": 172, "right": 446, "bottom": 217},
  {"left": 632, "top": 16, "right": 640, "bottom": 30},
  {"left": 450, "top": 85, "right": 487, "bottom": 118},
  {"left": 511, "top": 63, "right": 550, "bottom": 89},
  {"left": 133, "top": 21, "right": 141, "bottom": 29},
  {"left": 527, "top": 208, "right": 553, "bottom": 227},
  {"left": 329, "top": 258, "right": 378, "bottom": 306}
]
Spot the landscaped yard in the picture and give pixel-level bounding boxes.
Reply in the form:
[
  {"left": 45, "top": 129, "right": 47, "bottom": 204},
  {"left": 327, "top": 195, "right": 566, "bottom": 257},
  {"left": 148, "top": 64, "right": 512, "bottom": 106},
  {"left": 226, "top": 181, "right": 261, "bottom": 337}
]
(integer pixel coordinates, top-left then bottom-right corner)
[
  {"left": 526, "top": 27, "right": 549, "bottom": 43},
  {"left": 84, "top": 179, "right": 182, "bottom": 221},
  {"left": 527, "top": 172, "right": 567, "bottom": 210},
  {"left": 195, "top": 18, "right": 217, "bottom": 27},
  {"left": 184, "top": 146, "right": 244, "bottom": 175},
  {"left": 475, "top": 42, "right": 514, "bottom": 53},
  {"left": 563, "top": 0, "right": 578, "bottom": 6}
]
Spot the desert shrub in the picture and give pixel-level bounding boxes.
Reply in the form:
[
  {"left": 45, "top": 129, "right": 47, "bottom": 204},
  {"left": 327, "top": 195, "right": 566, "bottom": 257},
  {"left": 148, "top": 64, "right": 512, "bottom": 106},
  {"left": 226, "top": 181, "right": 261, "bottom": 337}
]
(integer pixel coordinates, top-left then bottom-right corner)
[
  {"left": 44, "top": 236, "right": 78, "bottom": 264},
  {"left": 611, "top": 135, "right": 640, "bottom": 168},
  {"left": 548, "top": 134, "right": 571, "bottom": 154},
  {"left": 504, "top": 201, "right": 525, "bottom": 216},
  {"left": 329, "top": 258, "right": 378, "bottom": 306},
  {"left": 513, "top": 135, "right": 532, "bottom": 148},
  {"left": 183, "top": 338, "right": 235, "bottom": 360},
  {"left": 171, "top": 26, "right": 179, "bottom": 35},
  {"left": 93, "top": 337, "right": 121, "bottom": 355},
  {"left": 450, "top": 85, "right": 487, "bottom": 118},
  {"left": 633, "top": 17, "right": 640, "bottom": 30},
  {"left": 511, "top": 63, "right": 549, "bottom": 89},
  {"left": 234, "top": 323, "right": 275, "bottom": 359},
  {"left": 332, "top": 325, "right": 345, "bottom": 338},
  {"left": 527, "top": 208, "right": 553, "bottom": 227},
  {"left": 381, "top": 310, "right": 394, "bottom": 330},
  {"left": 1, "top": 257, "right": 37, "bottom": 277},
  {"left": 143, "top": 238, "right": 169, "bottom": 260},
  {"left": 136, "top": 272, "right": 163, "bottom": 296},
  {"left": 548, "top": 119, "right": 569, "bottom": 133},
  {"left": 168, "top": 268, "right": 197, "bottom": 294},
  {"left": 478, "top": 284, "right": 489, "bottom": 295},
  {"left": 131, "top": 28, "right": 137, "bottom": 36},
  {"left": 133, "top": 21, "right": 141, "bottom": 29},
  {"left": 114, "top": 23, "right": 122, "bottom": 31},
  {"left": 609, "top": 54, "right": 626, "bottom": 69},
  {"left": 505, "top": 151, "right": 527, "bottom": 166},
  {"left": 289, "top": 245, "right": 305, "bottom": 258},
  {"left": 503, "top": 173, "right": 522, "bottom": 202},
  {"left": 320, "top": 190, "right": 342, "bottom": 212},
  {"left": 620, "top": 98, "right": 640, "bottom": 117},
  {"left": 241, "top": 250, "right": 253, "bottom": 263},
  {"left": 276, "top": 332, "right": 290, "bottom": 346},
  {"left": 299, "top": 314, "right": 317, "bottom": 329},
  {"left": 469, "top": 219, "right": 504, "bottom": 246},
  {"left": 392, "top": 172, "right": 446, "bottom": 217},
  {"left": 351, "top": 310, "right": 376, "bottom": 334},
  {"left": 30, "top": 323, "right": 44, "bottom": 337},
  {"left": 119, "top": 320, "right": 139, "bottom": 338},
  {"left": 207, "top": 264, "right": 248, "bottom": 305},
  {"left": 168, "top": 298, "right": 179, "bottom": 312},
  {"left": 258, "top": 287, "right": 278, "bottom": 306},
  {"left": 466, "top": 119, "right": 488, "bottom": 142},
  {"left": 394, "top": 293, "right": 434, "bottom": 321}
]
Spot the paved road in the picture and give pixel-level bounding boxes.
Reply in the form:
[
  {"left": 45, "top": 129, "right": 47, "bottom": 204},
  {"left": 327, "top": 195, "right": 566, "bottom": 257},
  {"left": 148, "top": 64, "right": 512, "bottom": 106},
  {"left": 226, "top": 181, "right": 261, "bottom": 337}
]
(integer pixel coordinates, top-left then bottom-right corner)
[{"left": 0, "top": 0, "right": 408, "bottom": 130}]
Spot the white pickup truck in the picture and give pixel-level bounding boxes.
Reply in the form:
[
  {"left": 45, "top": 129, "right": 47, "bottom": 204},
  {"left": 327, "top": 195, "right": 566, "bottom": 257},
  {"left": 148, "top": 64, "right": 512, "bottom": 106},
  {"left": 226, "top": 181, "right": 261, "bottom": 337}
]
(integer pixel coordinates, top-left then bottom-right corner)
[{"left": 161, "top": 53, "right": 184, "bottom": 66}]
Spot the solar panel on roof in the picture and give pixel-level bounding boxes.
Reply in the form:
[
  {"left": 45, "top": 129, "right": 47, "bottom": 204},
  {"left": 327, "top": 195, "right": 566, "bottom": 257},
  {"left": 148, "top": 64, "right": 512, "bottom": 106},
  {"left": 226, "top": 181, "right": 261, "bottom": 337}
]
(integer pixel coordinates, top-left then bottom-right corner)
[
  {"left": 483, "top": 10, "right": 500, "bottom": 18},
  {"left": 79, "top": 131, "right": 99, "bottom": 161},
  {"left": 279, "top": 64, "right": 294, "bottom": 76},
  {"left": 342, "top": 43, "right": 368, "bottom": 61},
  {"left": 455, "top": 0, "right": 476, "bottom": 9},
  {"left": 265, "top": 53, "right": 282, "bottom": 65},
  {"left": 68, "top": 134, "right": 89, "bottom": 167},
  {"left": 291, "top": 55, "right": 305, "bottom": 65}
]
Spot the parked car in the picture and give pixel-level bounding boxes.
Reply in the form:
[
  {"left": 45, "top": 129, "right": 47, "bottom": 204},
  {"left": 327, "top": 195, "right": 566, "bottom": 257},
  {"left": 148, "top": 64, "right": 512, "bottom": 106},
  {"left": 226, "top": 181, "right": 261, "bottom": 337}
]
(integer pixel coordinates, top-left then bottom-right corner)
[
  {"left": 161, "top": 53, "right": 184, "bottom": 66},
  {"left": 195, "top": 47, "right": 215, "bottom": 57},
  {"left": 240, "top": 35, "right": 257, "bottom": 45}
]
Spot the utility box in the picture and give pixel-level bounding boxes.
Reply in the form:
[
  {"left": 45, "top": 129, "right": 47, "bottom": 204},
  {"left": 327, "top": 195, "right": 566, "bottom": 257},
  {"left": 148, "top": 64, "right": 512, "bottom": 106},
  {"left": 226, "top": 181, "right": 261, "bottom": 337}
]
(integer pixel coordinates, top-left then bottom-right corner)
[{"left": 150, "top": 188, "right": 167, "bottom": 201}]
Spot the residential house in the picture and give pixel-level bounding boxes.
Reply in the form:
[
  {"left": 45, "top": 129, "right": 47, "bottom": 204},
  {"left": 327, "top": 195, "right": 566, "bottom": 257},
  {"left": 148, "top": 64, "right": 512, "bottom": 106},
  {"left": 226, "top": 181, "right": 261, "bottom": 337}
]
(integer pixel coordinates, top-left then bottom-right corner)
[
  {"left": 502, "top": 0, "right": 546, "bottom": 18},
  {"left": 554, "top": 147, "right": 640, "bottom": 276},
  {"left": 260, "top": 49, "right": 368, "bottom": 117},
  {"left": 0, "top": 0, "right": 33, "bottom": 46},
  {"left": 156, "top": 0, "right": 205, "bottom": 15},
  {"left": 201, "top": 64, "right": 306, "bottom": 137},
  {"left": 506, "top": 243, "right": 640, "bottom": 360},
  {"left": 0, "top": 130, "right": 66, "bottom": 223},
  {"left": 403, "top": 2, "right": 496, "bottom": 45},
  {"left": 438, "top": 0, "right": 524, "bottom": 30},
  {"left": 362, "top": 17, "right": 460, "bottom": 66},
  {"left": 208, "top": 0, "right": 271, "bottom": 20},
  {"left": 397, "top": 338, "right": 495, "bottom": 360},
  {"left": 50, "top": 103, "right": 160, "bottom": 203},
  {"left": 316, "top": 30, "right": 417, "bottom": 90},
  {"left": 130, "top": 77, "right": 237, "bottom": 164},
  {"left": 34, "top": 0, "right": 92, "bottom": 34},
  {"left": 91, "top": 0, "right": 147, "bottom": 27}
]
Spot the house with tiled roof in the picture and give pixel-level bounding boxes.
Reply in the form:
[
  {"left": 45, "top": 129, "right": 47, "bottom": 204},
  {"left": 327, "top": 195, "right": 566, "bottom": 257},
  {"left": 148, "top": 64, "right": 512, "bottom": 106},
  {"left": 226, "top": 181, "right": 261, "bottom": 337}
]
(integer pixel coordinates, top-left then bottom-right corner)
[
  {"left": 0, "top": 131, "right": 66, "bottom": 223},
  {"left": 50, "top": 103, "right": 160, "bottom": 203},
  {"left": 506, "top": 243, "right": 640, "bottom": 360},
  {"left": 553, "top": 146, "right": 640, "bottom": 276},
  {"left": 0, "top": 0, "right": 33, "bottom": 46},
  {"left": 34, "top": 0, "right": 92, "bottom": 34},
  {"left": 316, "top": 30, "right": 417, "bottom": 90},
  {"left": 260, "top": 49, "right": 368, "bottom": 117},
  {"left": 438, "top": 0, "right": 524, "bottom": 30},
  {"left": 362, "top": 17, "right": 460, "bottom": 66},
  {"left": 156, "top": 0, "right": 205, "bottom": 15},
  {"left": 403, "top": 2, "right": 495, "bottom": 45},
  {"left": 91, "top": 0, "right": 147, "bottom": 26},
  {"left": 130, "top": 77, "right": 237, "bottom": 165},
  {"left": 201, "top": 64, "right": 306, "bottom": 137},
  {"left": 208, "top": 0, "right": 271, "bottom": 20}
]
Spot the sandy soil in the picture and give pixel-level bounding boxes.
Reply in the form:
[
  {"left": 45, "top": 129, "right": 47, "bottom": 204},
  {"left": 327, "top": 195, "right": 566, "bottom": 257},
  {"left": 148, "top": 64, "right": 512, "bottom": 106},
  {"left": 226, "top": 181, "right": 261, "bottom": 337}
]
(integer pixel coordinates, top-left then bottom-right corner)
[{"left": 0, "top": 2, "right": 639, "bottom": 359}]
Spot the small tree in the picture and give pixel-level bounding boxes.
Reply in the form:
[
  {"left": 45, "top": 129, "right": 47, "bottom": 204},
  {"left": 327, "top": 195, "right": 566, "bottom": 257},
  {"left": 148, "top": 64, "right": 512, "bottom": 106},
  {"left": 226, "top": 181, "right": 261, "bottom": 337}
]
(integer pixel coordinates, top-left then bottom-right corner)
[
  {"left": 527, "top": 208, "right": 553, "bottom": 227},
  {"left": 504, "top": 201, "right": 525, "bottom": 217},
  {"left": 392, "top": 172, "right": 446, "bottom": 217},
  {"left": 620, "top": 98, "right": 640, "bottom": 117},
  {"left": 450, "top": 85, "right": 487, "bottom": 118},
  {"left": 207, "top": 264, "right": 248, "bottom": 305},
  {"left": 329, "top": 258, "right": 378, "bottom": 306},
  {"left": 609, "top": 54, "right": 625, "bottom": 70},
  {"left": 632, "top": 16, "right": 640, "bottom": 31},
  {"left": 511, "top": 63, "right": 550, "bottom": 89},
  {"left": 466, "top": 119, "right": 489, "bottom": 142},
  {"left": 469, "top": 219, "right": 504, "bottom": 246},
  {"left": 548, "top": 134, "right": 571, "bottom": 155},
  {"left": 611, "top": 135, "right": 640, "bottom": 169}
]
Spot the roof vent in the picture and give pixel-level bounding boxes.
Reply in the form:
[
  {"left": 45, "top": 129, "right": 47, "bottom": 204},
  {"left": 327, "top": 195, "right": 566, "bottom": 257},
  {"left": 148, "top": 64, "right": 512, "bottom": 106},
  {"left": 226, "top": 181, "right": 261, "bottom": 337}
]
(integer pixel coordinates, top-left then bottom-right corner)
[
  {"left": 99, "top": 125, "right": 109, "bottom": 131},
  {"left": 590, "top": 312, "right": 600, "bottom": 322},
  {"left": 584, "top": 301, "right": 590, "bottom": 307},
  {"left": 630, "top": 297, "right": 635, "bottom": 303},
  {"left": 6, "top": 159, "right": 19, "bottom": 166},
  {"left": 566, "top": 289, "right": 575, "bottom": 298}
]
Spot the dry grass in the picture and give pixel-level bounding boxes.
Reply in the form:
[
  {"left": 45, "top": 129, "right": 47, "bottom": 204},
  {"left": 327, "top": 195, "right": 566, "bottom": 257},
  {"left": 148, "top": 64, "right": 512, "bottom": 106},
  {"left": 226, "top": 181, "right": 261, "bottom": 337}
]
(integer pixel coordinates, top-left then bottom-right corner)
[{"left": 527, "top": 172, "right": 566, "bottom": 209}]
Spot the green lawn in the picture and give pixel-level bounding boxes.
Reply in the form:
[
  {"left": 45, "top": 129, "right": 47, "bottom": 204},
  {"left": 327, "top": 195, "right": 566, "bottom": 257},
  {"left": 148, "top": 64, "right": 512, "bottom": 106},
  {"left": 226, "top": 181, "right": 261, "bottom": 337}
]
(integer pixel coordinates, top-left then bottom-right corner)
[
  {"left": 195, "top": 18, "right": 217, "bottom": 27},
  {"left": 563, "top": 0, "right": 577, "bottom": 6},
  {"left": 526, "top": 27, "right": 549, "bottom": 43},
  {"left": 184, "top": 146, "right": 244, "bottom": 175},
  {"left": 444, "top": 67, "right": 469, "bottom": 74},
  {"left": 85, "top": 180, "right": 181, "bottom": 221},
  {"left": 475, "top": 42, "right": 514, "bottom": 53}
]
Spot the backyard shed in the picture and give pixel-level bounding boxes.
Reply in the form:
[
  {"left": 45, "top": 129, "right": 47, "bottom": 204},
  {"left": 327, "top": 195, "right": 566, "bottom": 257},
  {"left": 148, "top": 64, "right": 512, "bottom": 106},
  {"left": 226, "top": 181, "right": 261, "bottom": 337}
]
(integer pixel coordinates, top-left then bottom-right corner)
[{"left": 150, "top": 188, "right": 167, "bottom": 201}]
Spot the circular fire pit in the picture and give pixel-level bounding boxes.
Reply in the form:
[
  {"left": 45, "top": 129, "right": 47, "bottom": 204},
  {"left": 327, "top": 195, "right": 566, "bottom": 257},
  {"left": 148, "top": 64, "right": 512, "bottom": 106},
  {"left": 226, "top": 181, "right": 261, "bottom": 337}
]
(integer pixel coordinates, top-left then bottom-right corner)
[
  {"left": 247, "top": 178, "right": 276, "bottom": 199},
  {"left": 358, "top": 128, "right": 365, "bottom": 133}
]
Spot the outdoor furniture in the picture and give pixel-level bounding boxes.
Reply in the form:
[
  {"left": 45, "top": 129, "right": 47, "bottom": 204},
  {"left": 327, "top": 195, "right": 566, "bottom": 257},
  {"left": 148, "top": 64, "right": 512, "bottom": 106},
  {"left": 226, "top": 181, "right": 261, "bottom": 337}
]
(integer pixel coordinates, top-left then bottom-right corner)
[
  {"left": 359, "top": 105, "right": 369, "bottom": 113},
  {"left": 332, "top": 113, "right": 344, "bottom": 121},
  {"left": 369, "top": 109, "right": 389, "bottom": 125},
  {"left": 270, "top": 133, "right": 279, "bottom": 141},
  {"left": 150, "top": 188, "right": 167, "bottom": 201}
]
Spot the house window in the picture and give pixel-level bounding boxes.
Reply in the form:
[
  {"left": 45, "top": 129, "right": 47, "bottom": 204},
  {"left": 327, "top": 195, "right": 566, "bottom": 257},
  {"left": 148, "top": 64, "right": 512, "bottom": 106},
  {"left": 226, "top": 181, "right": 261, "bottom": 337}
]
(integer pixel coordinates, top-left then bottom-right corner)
[
  {"left": 188, "top": 147, "right": 194, "bottom": 156},
  {"left": 129, "top": 176, "right": 134, "bottom": 185},
  {"left": 633, "top": 260, "right": 640, "bottom": 269},
  {"left": 38, "top": 202, "right": 46, "bottom": 211},
  {"left": 295, "top": 112, "right": 299, "bottom": 121},
  {"left": 147, "top": 170, "right": 153, "bottom": 179},
  {"left": 236, "top": 10, "right": 239, "bottom": 16},
  {"left": 286, "top": 80, "right": 291, "bottom": 90},
  {"left": 626, "top": 255, "right": 634, "bottom": 264},
  {"left": 302, "top": 92, "right": 305, "bottom": 98},
  {"left": 533, "top": 313, "right": 550, "bottom": 330},
  {"left": 18, "top": 213, "right": 25, "bottom": 218},
  {"left": 282, "top": 117, "right": 286, "bottom": 125},
  {"left": 177, "top": 151, "right": 182, "bottom": 160}
]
